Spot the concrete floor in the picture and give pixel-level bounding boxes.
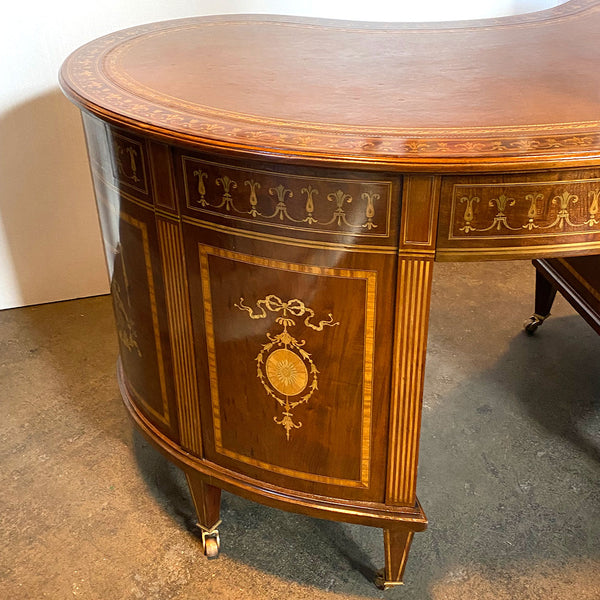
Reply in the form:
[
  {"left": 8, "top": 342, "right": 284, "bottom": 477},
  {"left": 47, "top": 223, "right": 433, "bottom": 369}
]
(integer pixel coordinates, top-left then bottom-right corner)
[{"left": 1, "top": 260, "right": 599, "bottom": 599}]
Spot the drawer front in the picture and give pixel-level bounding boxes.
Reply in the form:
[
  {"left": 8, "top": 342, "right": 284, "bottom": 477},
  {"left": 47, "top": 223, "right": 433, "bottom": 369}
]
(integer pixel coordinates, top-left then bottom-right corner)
[
  {"left": 107, "top": 129, "right": 153, "bottom": 203},
  {"left": 436, "top": 169, "right": 600, "bottom": 260},
  {"left": 174, "top": 150, "right": 398, "bottom": 250}
]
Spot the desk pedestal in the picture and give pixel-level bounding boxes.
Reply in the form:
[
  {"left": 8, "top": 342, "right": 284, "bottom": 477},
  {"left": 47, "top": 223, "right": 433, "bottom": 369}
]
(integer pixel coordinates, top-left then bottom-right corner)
[{"left": 85, "top": 114, "right": 435, "bottom": 586}]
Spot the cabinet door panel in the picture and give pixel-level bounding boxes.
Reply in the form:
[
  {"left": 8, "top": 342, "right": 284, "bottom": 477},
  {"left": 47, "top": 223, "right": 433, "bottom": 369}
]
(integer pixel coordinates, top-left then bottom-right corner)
[{"left": 179, "top": 155, "right": 401, "bottom": 502}]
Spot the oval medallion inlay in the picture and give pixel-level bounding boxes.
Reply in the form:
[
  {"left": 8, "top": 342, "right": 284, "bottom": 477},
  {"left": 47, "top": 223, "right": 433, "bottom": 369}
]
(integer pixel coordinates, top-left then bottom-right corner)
[{"left": 265, "top": 348, "right": 309, "bottom": 397}]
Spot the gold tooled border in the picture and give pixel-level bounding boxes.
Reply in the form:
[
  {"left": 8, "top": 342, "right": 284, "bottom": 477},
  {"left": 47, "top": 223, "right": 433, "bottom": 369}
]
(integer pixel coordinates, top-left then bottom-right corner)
[
  {"left": 102, "top": 6, "right": 600, "bottom": 138},
  {"left": 61, "top": 4, "right": 600, "bottom": 164},
  {"left": 199, "top": 244, "right": 376, "bottom": 488}
]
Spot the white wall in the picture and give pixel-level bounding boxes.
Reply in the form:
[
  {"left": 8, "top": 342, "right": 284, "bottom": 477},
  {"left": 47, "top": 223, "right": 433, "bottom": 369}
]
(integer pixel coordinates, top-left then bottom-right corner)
[{"left": 0, "top": 0, "right": 565, "bottom": 309}]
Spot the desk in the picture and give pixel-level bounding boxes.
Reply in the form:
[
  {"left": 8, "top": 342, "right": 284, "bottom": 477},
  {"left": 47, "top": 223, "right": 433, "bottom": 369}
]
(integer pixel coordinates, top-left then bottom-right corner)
[
  {"left": 529, "top": 255, "right": 600, "bottom": 333},
  {"left": 60, "top": 1, "right": 600, "bottom": 587}
]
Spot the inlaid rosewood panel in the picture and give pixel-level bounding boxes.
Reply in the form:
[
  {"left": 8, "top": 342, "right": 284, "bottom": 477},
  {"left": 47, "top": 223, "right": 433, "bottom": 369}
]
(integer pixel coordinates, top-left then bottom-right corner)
[
  {"left": 198, "top": 245, "right": 375, "bottom": 488},
  {"left": 179, "top": 154, "right": 392, "bottom": 240},
  {"left": 108, "top": 129, "right": 152, "bottom": 201}
]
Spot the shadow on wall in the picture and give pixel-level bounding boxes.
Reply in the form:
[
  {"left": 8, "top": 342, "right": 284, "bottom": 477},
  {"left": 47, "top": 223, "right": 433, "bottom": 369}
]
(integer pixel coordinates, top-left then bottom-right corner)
[{"left": 0, "top": 89, "right": 109, "bottom": 309}]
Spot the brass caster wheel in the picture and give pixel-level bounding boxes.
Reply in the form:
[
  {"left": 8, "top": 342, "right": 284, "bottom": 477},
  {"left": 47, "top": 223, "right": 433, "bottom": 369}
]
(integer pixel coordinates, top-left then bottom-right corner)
[
  {"left": 373, "top": 568, "right": 404, "bottom": 590},
  {"left": 524, "top": 314, "right": 547, "bottom": 334},
  {"left": 373, "top": 568, "right": 386, "bottom": 590},
  {"left": 201, "top": 529, "right": 220, "bottom": 560},
  {"left": 204, "top": 535, "right": 220, "bottom": 559}
]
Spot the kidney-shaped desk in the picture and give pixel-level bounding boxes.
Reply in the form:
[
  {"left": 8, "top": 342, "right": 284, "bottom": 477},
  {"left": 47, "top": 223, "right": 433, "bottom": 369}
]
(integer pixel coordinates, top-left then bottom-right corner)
[{"left": 60, "top": 1, "right": 600, "bottom": 587}]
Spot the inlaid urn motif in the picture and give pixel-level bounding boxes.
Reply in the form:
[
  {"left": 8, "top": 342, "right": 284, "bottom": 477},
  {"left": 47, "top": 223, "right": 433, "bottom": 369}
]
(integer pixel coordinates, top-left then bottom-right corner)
[{"left": 235, "top": 294, "right": 338, "bottom": 440}]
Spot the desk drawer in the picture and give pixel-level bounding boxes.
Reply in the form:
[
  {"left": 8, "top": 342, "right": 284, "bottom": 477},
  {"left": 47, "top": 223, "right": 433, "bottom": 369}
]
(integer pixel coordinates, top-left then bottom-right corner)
[{"left": 436, "top": 168, "right": 600, "bottom": 260}]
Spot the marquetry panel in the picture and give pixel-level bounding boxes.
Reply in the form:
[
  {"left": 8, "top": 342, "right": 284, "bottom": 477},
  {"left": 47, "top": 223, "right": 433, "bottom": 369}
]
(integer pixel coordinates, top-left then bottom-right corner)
[
  {"left": 197, "top": 244, "right": 376, "bottom": 488},
  {"left": 101, "top": 206, "right": 171, "bottom": 429},
  {"left": 87, "top": 144, "right": 179, "bottom": 437},
  {"left": 178, "top": 154, "right": 396, "bottom": 245},
  {"left": 108, "top": 129, "right": 152, "bottom": 202},
  {"left": 437, "top": 169, "right": 600, "bottom": 260}
]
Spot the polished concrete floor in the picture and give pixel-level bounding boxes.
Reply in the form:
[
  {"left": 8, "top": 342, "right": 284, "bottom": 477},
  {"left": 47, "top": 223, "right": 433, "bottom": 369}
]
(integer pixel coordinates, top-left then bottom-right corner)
[{"left": 1, "top": 260, "right": 599, "bottom": 599}]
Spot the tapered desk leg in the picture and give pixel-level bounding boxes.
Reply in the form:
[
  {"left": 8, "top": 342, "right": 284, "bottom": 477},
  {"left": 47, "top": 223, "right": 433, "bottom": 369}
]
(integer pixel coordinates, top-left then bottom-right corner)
[
  {"left": 374, "top": 527, "right": 415, "bottom": 589},
  {"left": 379, "top": 176, "right": 440, "bottom": 585},
  {"left": 185, "top": 471, "right": 222, "bottom": 558},
  {"left": 534, "top": 268, "right": 558, "bottom": 317},
  {"left": 525, "top": 261, "right": 558, "bottom": 333}
]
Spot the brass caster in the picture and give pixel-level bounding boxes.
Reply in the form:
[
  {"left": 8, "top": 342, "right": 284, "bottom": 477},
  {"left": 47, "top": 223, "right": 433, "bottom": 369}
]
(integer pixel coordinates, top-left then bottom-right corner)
[
  {"left": 203, "top": 533, "right": 220, "bottom": 559},
  {"left": 524, "top": 314, "right": 547, "bottom": 334},
  {"left": 200, "top": 522, "right": 221, "bottom": 560},
  {"left": 374, "top": 568, "right": 404, "bottom": 590}
]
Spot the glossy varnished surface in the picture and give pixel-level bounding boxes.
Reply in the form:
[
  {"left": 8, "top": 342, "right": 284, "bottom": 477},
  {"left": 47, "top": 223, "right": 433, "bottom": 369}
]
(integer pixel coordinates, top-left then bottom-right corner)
[
  {"left": 61, "top": 1, "right": 600, "bottom": 169},
  {"left": 86, "top": 110, "right": 401, "bottom": 501},
  {"left": 436, "top": 168, "right": 600, "bottom": 260},
  {"left": 61, "top": 3, "right": 600, "bottom": 586}
]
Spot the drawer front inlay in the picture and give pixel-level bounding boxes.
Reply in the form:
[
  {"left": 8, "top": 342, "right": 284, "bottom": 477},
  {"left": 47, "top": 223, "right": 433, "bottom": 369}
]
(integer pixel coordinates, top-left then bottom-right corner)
[
  {"left": 437, "top": 171, "right": 600, "bottom": 259},
  {"left": 180, "top": 155, "right": 394, "bottom": 242},
  {"left": 449, "top": 180, "right": 600, "bottom": 239},
  {"left": 109, "top": 130, "right": 151, "bottom": 200}
]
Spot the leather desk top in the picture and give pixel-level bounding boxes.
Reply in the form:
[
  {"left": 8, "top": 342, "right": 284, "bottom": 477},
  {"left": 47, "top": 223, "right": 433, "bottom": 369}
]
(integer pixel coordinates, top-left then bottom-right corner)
[{"left": 60, "top": 0, "right": 600, "bottom": 172}]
